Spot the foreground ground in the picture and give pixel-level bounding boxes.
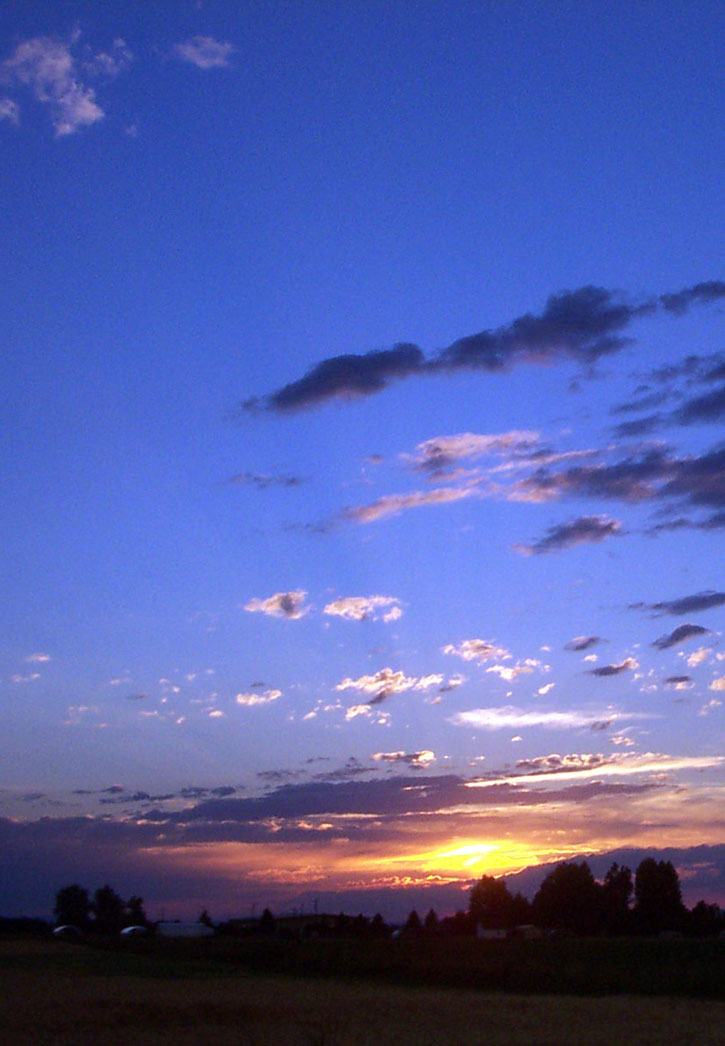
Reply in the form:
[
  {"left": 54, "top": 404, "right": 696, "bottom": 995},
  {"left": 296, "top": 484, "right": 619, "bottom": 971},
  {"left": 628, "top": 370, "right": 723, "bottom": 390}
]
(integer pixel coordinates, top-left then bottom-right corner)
[{"left": 2, "top": 939, "right": 725, "bottom": 1045}]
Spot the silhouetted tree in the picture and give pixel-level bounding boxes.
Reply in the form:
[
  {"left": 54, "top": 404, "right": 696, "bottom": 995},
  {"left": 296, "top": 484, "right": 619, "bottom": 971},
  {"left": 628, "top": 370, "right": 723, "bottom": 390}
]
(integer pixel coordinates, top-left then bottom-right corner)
[
  {"left": 199, "top": 908, "right": 214, "bottom": 929},
  {"left": 54, "top": 885, "right": 91, "bottom": 930},
  {"left": 352, "top": 913, "right": 369, "bottom": 937},
  {"left": 93, "top": 885, "right": 125, "bottom": 935},
  {"left": 600, "top": 862, "right": 633, "bottom": 935},
  {"left": 634, "top": 859, "right": 685, "bottom": 934},
  {"left": 441, "top": 910, "right": 474, "bottom": 936},
  {"left": 424, "top": 908, "right": 439, "bottom": 931},
  {"left": 259, "top": 907, "right": 275, "bottom": 934},
  {"left": 404, "top": 909, "right": 422, "bottom": 933},
  {"left": 370, "top": 912, "right": 388, "bottom": 937},
  {"left": 124, "top": 895, "right": 149, "bottom": 928},
  {"left": 470, "top": 875, "right": 525, "bottom": 930},
  {"left": 688, "top": 900, "right": 723, "bottom": 937},
  {"left": 509, "top": 891, "right": 532, "bottom": 927},
  {"left": 532, "top": 861, "right": 601, "bottom": 934}
]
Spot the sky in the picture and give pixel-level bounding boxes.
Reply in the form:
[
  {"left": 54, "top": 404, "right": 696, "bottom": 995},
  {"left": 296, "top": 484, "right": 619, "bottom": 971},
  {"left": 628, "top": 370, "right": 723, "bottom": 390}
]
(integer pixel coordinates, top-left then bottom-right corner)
[{"left": 1, "top": 0, "right": 724, "bottom": 921}]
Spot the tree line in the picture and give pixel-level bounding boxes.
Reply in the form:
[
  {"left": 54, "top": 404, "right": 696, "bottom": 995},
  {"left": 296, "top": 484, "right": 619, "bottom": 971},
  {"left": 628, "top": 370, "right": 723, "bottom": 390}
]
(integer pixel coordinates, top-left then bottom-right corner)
[
  {"left": 53, "top": 857, "right": 724, "bottom": 939},
  {"left": 54, "top": 884, "right": 149, "bottom": 934},
  {"left": 461, "top": 858, "right": 724, "bottom": 937}
]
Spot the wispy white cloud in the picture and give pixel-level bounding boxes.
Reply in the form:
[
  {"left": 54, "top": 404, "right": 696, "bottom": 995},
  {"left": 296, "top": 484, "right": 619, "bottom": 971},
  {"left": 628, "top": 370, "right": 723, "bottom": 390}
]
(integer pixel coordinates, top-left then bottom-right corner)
[
  {"left": 244, "top": 590, "right": 309, "bottom": 619},
  {"left": 24, "top": 652, "right": 51, "bottom": 663},
  {"left": 174, "top": 36, "right": 235, "bottom": 70},
  {"left": 344, "top": 486, "right": 474, "bottom": 524},
  {"left": 466, "top": 751, "right": 725, "bottom": 786},
  {"left": 451, "top": 705, "right": 650, "bottom": 731},
  {"left": 710, "top": 676, "right": 725, "bottom": 692},
  {"left": 403, "top": 430, "right": 540, "bottom": 478},
  {"left": 0, "top": 97, "right": 19, "bottom": 125},
  {"left": 2, "top": 31, "right": 130, "bottom": 137},
  {"left": 323, "top": 595, "right": 402, "bottom": 622}
]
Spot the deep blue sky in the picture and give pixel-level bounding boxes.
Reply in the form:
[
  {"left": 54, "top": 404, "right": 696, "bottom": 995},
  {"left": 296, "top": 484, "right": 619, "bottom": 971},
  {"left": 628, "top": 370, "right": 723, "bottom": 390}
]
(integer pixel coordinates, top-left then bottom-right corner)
[{"left": 1, "top": 1, "right": 724, "bottom": 917}]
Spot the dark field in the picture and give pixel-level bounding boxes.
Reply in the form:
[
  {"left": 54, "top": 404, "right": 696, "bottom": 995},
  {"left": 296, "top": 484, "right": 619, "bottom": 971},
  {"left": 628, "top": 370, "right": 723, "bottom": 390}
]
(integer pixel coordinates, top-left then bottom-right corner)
[{"left": 2, "top": 936, "right": 725, "bottom": 1044}]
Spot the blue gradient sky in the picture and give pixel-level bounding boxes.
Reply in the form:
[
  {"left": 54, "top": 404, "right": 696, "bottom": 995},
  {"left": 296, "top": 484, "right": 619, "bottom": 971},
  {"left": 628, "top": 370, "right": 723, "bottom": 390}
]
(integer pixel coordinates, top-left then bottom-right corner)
[{"left": 1, "top": 1, "right": 724, "bottom": 918}]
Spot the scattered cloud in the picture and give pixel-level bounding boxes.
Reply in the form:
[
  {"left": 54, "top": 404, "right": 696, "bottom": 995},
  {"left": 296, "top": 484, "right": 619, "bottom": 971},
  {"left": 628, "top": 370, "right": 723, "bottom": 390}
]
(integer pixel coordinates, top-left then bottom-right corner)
[
  {"left": 227, "top": 471, "right": 303, "bottom": 490},
  {"left": 663, "top": 676, "right": 693, "bottom": 690},
  {"left": 24, "top": 652, "right": 51, "bottom": 663},
  {"left": 2, "top": 31, "right": 131, "bottom": 136},
  {"left": 588, "top": 658, "right": 639, "bottom": 677},
  {"left": 336, "top": 667, "right": 439, "bottom": 706},
  {"left": 687, "top": 647, "right": 711, "bottom": 668},
  {"left": 443, "top": 639, "right": 510, "bottom": 663},
  {"left": 565, "top": 636, "right": 601, "bottom": 652},
  {"left": 174, "top": 36, "right": 235, "bottom": 70},
  {"left": 632, "top": 591, "right": 725, "bottom": 617},
  {"left": 0, "top": 97, "right": 19, "bottom": 124},
  {"left": 236, "top": 689, "right": 282, "bottom": 707},
  {"left": 244, "top": 590, "right": 309, "bottom": 619},
  {"left": 372, "top": 750, "right": 435, "bottom": 769},
  {"left": 323, "top": 595, "right": 402, "bottom": 622},
  {"left": 512, "top": 752, "right": 612, "bottom": 776},
  {"left": 710, "top": 677, "right": 725, "bottom": 692},
  {"left": 486, "top": 661, "right": 536, "bottom": 682},
  {"left": 652, "top": 623, "right": 710, "bottom": 650},
  {"left": 516, "top": 514, "right": 621, "bottom": 555}
]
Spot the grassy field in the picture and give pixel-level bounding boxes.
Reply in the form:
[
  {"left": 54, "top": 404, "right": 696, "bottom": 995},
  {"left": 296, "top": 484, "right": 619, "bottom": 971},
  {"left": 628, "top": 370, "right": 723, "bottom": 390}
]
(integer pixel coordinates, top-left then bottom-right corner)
[{"left": 2, "top": 937, "right": 725, "bottom": 1045}]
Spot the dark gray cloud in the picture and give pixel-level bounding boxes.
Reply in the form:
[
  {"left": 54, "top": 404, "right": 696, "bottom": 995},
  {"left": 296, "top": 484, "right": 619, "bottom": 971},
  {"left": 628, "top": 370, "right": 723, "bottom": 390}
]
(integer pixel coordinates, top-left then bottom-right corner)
[
  {"left": 645, "top": 512, "right": 725, "bottom": 535},
  {"left": 648, "top": 352, "right": 725, "bottom": 385},
  {"left": 611, "top": 414, "right": 664, "bottom": 439},
  {"left": 674, "top": 384, "right": 725, "bottom": 425},
  {"left": 612, "top": 384, "right": 725, "bottom": 438},
  {"left": 659, "top": 280, "right": 725, "bottom": 315},
  {"left": 565, "top": 635, "right": 602, "bottom": 651},
  {"left": 434, "top": 286, "right": 649, "bottom": 372},
  {"left": 664, "top": 675, "right": 692, "bottom": 687},
  {"left": 244, "top": 343, "right": 425, "bottom": 412},
  {"left": 633, "top": 590, "right": 725, "bottom": 616},
  {"left": 611, "top": 390, "right": 671, "bottom": 416},
  {"left": 243, "top": 280, "right": 724, "bottom": 413},
  {"left": 518, "top": 443, "right": 725, "bottom": 515},
  {"left": 518, "top": 514, "right": 621, "bottom": 555},
  {"left": 226, "top": 471, "right": 304, "bottom": 490},
  {"left": 312, "top": 758, "right": 375, "bottom": 783},
  {"left": 588, "top": 658, "right": 638, "bottom": 677},
  {"left": 652, "top": 623, "right": 711, "bottom": 650}
]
